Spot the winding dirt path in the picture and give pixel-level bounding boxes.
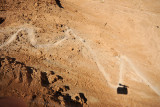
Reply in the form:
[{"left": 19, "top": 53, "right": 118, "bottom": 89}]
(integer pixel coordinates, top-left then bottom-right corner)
[
  {"left": 0, "top": 26, "right": 159, "bottom": 96},
  {"left": 67, "top": 29, "right": 117, "bottom": 89},
  {"left": 119, "top": 56, "right": 160, "bottom": 96},
  {"left": 68, "top": 29, "right": 160, "bottom": 96},
  {"left": 0, "top": 28, "right": 24, "bottom": 49},
  {"left": 0, "top": 26, "right": 68, "bottom": 49}
]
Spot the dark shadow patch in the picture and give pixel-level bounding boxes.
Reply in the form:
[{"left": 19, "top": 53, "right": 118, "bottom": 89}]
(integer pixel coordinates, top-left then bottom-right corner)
[
  {"left": 32, "top": 95, "right": 37, "bottom": 101},
  {"left": 26, "top": 67, "right": 33, "bottom": 85},
  {"left": 6, "top": 57, "right": 16, "bottom": 64},
  {"left": 69, "top": 101, "right": 82, "bottom": 107},
  {"left": 56, "top": 75, "right": 63, "bottom": 80},
  {"left": 117, "top": 83, "right": 128, "bottom": 95},
  {"left": 64, "top": 86, "right": 70, "bottom": 91},
  {"left": 50, "top": 90, "right": 84, "bottom": 107},
  {"left": 0, "top": 58, "right": 5, "bottom": 67},
  {"left": 79, "top": 93, "right": 87, "bottom": 103},
  {"left": 0, "top": 17, "right": 5, "bottom": 24},
  {"left": 19, "top": 71, "right": 23, "bottom": 82},
  {"left": 41, "top": 72, "right": 49, "bottom": 87},
  {"left": 15, "top": 61, "right": 25, "bottom": 66},
  {"left": 55, "top": 0, "right": 63, "bottom": 8},
  {"left": 64, "top": 94, "right": 82, "bottom": 107},
  {"left": 50, "top": 91, "right": 62, "bottom": 104},
  {"left": 50, "top": 71, "right": 55, "bottom": 75},
  {"left": 117, "top": 87, "right": 128, "bottom": 94},
  {"left": 75, "top": 96, "right": 80, "bottom": 101},
  {"left": 52, "top": 75, "right": 63, "bottom": 83},
  {"left": 63, "top": 94, "right": 71, "bottom": 102}
]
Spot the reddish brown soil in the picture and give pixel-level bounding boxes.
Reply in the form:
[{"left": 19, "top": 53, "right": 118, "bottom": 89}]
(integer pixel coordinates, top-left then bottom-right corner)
[{"left": 0, "top": 0, "right": 160, "bottom": 107}]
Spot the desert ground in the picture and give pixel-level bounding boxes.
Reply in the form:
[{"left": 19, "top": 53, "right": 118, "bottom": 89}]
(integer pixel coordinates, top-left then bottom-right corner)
[{"left": 0, "top": 0, "right": 160, "bottom": 106}]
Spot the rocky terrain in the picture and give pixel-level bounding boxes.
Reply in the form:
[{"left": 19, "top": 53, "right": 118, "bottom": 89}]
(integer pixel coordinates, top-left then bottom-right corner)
[{"left": 0, "top": 0, "right": 160, "bottom": 106}]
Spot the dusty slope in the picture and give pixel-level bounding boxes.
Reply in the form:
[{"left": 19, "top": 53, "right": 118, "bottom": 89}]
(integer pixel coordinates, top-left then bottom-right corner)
[{"left": 0, "top": 0, "right": 160, "bottom": 106}]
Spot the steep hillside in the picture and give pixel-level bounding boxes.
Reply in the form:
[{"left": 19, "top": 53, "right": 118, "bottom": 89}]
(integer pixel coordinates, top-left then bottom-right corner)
[{"left": 0, "top": 0, "right": 160, "bottom": 106}]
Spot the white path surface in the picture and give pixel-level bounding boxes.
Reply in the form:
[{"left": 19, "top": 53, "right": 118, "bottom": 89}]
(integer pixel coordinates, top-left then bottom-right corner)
[
  {"left": 0, "top": 26, "right": 159, "bottom": 96},
  {"left": 120, "top": 56, "right": 160, "bottom": 96},
  {"left": 68, "top": 29, "right": 160, "bottom": 96},
  {"left": 0, "top": 26, "right": 68, "bottom": 49}
]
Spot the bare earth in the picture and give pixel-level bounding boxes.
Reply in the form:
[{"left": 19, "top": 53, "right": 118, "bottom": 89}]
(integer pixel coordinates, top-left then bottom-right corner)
[{"left": 0, "top": 0, "right": 160, "bottom": 107}]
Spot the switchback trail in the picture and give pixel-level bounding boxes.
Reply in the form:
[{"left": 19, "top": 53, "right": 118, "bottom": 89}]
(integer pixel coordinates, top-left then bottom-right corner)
[
  {"left": 0, "top": 26, "right": 159, "bottom": 96},
  {"left": 0, "top": 26, "right": 69, "bottom": 49}
]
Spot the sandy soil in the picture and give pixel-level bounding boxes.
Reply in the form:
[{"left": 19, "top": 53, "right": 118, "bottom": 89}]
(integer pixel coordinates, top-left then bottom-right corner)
[{"left": 0, "top": 0, "right": 160, "bottom": 106}]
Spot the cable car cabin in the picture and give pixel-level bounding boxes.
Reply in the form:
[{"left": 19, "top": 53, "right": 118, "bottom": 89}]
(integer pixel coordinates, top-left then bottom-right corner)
[{"left": 117, "top": 87, "right": 128, "bottom": 95}]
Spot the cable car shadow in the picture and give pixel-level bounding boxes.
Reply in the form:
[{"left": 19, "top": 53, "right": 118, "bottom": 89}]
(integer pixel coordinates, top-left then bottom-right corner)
[{"left": 117, "top": 83, "right": 128, "bottom": 95}]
